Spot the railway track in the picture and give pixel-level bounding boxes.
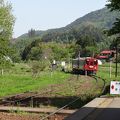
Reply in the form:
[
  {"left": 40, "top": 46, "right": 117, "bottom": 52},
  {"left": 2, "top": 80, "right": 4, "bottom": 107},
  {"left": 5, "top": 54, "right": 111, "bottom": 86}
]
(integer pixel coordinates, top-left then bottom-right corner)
[
  {"left": 90, "top": 75, "right": 106, "bottom": 95},
  {"left": 40, "top": 75, "right": 107, "bottom": 120},
  {"left": 0, "top": 75, "right": 107, "bottom": 120}
]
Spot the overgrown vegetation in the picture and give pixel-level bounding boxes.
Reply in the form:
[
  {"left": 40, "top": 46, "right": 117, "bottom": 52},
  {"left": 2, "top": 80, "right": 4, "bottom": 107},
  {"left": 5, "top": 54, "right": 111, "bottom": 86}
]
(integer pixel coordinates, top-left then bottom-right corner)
[
  {"left": 0, "top": 63, "right": 71, "bottom": 97},
  {"left": 0, "top": 0, "right": 120, "bottom": 100},
  {"left": 0, "top": 0, "right": 15, "bottom": 74},
  {"left": 10, "top": 7, "right": 120, "bottom": 61},
  {"left": 97, "top": 63, "right": 120, "bottom": 82}
]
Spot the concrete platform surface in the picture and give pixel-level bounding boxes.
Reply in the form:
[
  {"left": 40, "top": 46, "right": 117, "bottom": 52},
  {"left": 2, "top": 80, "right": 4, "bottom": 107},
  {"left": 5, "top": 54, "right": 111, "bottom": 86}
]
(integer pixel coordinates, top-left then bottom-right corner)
[
  {"left": 65, "top": 97, "right": 120, "bottom": 120},
  {"left": 65, "top": 98, "right": 109, "bottom": 120}
]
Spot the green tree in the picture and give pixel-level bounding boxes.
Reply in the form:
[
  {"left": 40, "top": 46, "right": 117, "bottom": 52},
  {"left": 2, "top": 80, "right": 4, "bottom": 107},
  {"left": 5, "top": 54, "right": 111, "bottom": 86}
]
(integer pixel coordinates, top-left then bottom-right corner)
[
  {"left": 30, "top": 60, "right": 47, "bottom": 78},
  {"left": 21, "top": 39, "right": 41, "bottom": 60},
  {"left": 107, "top": 0, "right": 120, "bottom": 37},
  {"left": 0, "top": 0, "right": 15, "bottom": 75},
  {"left": 107, "top": 0, "right": 120, "bottom": 77},
  {"left": 107, "top": 0, "right": 120, "bottom": 11},
  {"left": 28, "top": 47, "right": 42, "bottom": 60},
  {"left": 107, "top": 0, "right": 120, "bottom": 52},
  {"left": 28, "top": 28, "right": 36, "bottom": 38},
  {"left": 85, "top": 46, "right": 99, "bottom": 57}
]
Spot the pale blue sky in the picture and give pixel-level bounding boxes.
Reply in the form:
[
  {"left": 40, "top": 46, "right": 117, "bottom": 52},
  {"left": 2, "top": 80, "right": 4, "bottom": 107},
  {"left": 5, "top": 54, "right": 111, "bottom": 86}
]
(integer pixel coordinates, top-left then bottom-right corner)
[{"left": 8, "top": 0, "right": 107, "bottom": 38}]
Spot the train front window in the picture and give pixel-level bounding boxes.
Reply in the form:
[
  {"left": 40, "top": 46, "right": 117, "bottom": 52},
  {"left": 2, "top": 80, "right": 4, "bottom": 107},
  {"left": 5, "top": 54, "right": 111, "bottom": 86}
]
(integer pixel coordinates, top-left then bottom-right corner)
[
  {"left": 100, "top": 53, "right": 109, "bottom": 56},
  {"left": 90, "top": 61, "right": 94, "bottom": 65},
  {"left": 86, "top": 60, "right": 89, "bottom": 65},
  {"left": 94, "top": 60, "right": 98, "bottom": 65},
  {"left": 85, "top": 59, "right": 98, "bottom": 66}
]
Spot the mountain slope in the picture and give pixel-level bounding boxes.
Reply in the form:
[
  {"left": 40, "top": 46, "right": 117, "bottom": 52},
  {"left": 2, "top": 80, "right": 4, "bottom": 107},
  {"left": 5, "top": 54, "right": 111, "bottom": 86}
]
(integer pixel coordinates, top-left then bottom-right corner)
[
  {"left": 13, "top": 7, "right": 120, "bottom": 54},
  {"left": 17, "top": 7, "right": 119, "bottom": 40},
  {"left": 66, "top": 7, "right": 120, "bottom": 29}
]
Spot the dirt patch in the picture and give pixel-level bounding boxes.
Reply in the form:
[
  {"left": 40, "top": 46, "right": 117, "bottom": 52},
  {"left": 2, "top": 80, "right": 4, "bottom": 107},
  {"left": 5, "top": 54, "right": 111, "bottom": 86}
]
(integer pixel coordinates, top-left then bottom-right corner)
[
  {"left": 0, "top": 112, "right": 68, "bottom": 120},
  {"left": 0, "top": 112, "right": 40, "bottom": 120}
]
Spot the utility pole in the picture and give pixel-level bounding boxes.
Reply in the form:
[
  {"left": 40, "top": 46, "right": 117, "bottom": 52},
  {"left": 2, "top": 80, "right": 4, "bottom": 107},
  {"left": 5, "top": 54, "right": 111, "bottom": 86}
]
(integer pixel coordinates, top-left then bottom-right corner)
[
  {"left": 78, "top": 51, "right": 80, "bottom": 69},
  {"left": 110, "top": 59, "right": 112, "bottom": 78},
  {"left": 115, "top": 38, "right": 118, "bottom": 77},
  {"left": 77, "top": 51, "right": 81, "bottom": 80}
]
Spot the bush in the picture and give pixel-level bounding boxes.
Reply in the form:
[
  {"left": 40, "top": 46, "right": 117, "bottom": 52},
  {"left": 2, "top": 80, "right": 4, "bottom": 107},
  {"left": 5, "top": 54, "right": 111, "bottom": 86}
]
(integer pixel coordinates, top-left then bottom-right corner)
[{"left": 30, "top": 60, "right": 48, "bottom": 77}]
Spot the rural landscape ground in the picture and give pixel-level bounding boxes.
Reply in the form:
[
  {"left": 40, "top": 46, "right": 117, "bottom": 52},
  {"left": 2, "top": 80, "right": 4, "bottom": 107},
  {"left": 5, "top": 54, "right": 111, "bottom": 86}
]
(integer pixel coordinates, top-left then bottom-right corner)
[
  {"left": 0, "top": 62, "right": 119, "bottom": 120},
  {"left": 0, "top": 0, "right": 120, "bottom": 119}
]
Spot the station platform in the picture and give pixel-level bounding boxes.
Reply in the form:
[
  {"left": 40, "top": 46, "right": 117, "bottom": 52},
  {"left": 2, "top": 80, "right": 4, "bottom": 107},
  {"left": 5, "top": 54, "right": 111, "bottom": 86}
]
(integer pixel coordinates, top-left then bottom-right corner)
[{"left": 65, "top": 97, "right": 120, "bottom": 120}]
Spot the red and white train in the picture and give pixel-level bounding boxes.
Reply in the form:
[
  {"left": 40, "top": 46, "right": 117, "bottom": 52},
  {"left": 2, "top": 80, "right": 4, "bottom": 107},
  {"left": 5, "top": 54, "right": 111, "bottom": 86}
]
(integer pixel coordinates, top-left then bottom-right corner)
[{"left": 72, "top": 57, "right": 98, "bottom": 74}]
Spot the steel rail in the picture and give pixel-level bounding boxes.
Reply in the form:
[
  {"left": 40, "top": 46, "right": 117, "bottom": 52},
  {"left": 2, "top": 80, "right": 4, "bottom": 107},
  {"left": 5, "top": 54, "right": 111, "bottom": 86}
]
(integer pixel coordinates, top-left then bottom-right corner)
[
  {"left": 40, "top": 75, "right": 106, "bottom": 120},
  {"left": 41, "top": 96, "right": 81, "bottom": 120}
]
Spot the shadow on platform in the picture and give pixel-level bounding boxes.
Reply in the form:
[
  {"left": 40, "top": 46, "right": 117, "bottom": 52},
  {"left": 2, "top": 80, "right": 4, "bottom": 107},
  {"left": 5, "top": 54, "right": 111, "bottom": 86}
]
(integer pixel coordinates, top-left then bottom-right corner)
[{"left": 65, "top": 106, "right": 120, "bottom": 120}]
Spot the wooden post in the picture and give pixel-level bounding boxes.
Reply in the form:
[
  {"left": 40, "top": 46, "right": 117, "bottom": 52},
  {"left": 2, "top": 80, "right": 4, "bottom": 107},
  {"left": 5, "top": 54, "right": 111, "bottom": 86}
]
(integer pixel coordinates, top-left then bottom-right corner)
[
  {"left": 115, "top": 39, "right": 118, "bottom": 77},
  {"left": 30, "top": 97, "right": 33, "bottom": 108},
  {"left": 85, "top": 70, "right": 87, "bottom": 76},
  {"left": 1, "top": 69, "right": 3, "bottom": 75},
  {"left": 109, "top": 60, "right": 112, "bottom": 78}
]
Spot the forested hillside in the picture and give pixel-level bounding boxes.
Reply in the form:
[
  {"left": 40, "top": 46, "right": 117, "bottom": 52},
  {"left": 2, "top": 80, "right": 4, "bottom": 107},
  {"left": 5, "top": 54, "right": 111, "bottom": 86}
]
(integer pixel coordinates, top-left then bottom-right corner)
[
  {"left": 17, "top": 7, "right": 119, "bottom": 39},
  {"left": 67, "top": 7, "right": 120, "bottom": 29},
  {"left": 11, "top": 7, "right": 120, "bottom": 61}
]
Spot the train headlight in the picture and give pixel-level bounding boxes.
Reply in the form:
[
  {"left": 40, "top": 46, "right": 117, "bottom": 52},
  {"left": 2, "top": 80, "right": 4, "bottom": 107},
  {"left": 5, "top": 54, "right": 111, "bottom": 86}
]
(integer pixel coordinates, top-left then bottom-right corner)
[{"left": 89, "top": 66, "right": 93, "bottom": 68}]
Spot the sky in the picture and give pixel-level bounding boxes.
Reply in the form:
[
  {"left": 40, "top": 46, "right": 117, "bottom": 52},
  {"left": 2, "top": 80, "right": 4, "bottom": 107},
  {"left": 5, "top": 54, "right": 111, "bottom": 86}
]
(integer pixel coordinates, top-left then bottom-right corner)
[{"left": 8, "top": 0, "right": 107, "bottom": 38}]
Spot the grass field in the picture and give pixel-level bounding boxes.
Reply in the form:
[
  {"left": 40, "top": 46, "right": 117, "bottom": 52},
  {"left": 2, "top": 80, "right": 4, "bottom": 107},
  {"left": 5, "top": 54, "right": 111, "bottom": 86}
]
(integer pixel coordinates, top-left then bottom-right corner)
[
  {"left": 0, "top": 62, "right": 120, "bottom": 98},
  {"left": 97, "top": 62, "right": 120, "bottom": 84},
  {"left": 0, "top": 63, "right": 71, "bottom": 97}
]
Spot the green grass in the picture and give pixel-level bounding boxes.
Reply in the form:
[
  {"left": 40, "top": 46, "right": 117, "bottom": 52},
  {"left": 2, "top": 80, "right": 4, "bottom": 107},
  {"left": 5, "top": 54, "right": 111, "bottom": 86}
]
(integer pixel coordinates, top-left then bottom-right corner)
[
  {"left": 0, "top": 62, "right": 120, "bottom": 98},
  {"left": 0, "top": 63, "right": 71, "bottom": 97},
  {"left": 97, "top": 63, "right": 120, "bottom": 96},
  {"left": 97, "top": 62, "right": 120, "bottom": 84},
  {"left": 100, "top": 62, "right": 120, "bottom": 68}
]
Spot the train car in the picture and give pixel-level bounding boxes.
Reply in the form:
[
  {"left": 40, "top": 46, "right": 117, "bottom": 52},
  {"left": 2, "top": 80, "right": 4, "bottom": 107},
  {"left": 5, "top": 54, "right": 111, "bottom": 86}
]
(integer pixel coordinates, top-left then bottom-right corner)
[
  {"left": 96, "top": 50, "right": 115, "bottom": 62},
  {"left": 72, "top": 57, "right": 98, "bottom": 74}
]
